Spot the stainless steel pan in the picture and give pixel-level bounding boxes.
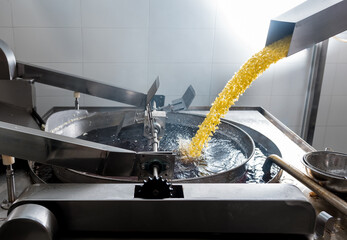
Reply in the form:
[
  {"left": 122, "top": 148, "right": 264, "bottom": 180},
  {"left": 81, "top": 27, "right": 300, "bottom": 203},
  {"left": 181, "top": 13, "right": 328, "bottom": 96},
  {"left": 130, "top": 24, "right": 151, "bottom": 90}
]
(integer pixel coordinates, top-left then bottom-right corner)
[{"left": 303, "top": 151, "right": 347, "bottom": 193}]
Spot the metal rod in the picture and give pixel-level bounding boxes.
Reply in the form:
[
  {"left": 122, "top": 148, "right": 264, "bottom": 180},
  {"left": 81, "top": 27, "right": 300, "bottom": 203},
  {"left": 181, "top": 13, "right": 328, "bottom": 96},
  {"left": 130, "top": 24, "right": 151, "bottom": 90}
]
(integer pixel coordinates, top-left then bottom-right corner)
[
  {"left": 266, "top": 154, "right": 347, "bottom": 216},
  {"left": 153, "top": 166, "right": 159, "bottom": 178},
  {"left": 16, "top": 62, "right": 147, "bottom": 107},
  {"left": 6, "top": 164, "right": 16, "bottom": 203},
  {"left": 75, "top": 98, "right": 79, "bottom": 110},
  {"left": 74, "top": 92, "right": 80, "bottom": 110},
  {"left": 301, "top": 40, "right": 329, "bottom": 144},
  {"left": 146, "top": 104, "right": 159, "bottom": 152}
]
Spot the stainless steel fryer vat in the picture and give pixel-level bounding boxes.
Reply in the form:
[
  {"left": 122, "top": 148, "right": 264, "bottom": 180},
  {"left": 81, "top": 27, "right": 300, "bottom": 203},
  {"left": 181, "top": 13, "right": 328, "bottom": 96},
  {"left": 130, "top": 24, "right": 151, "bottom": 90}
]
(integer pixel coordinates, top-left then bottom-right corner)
[{"left": 43, "top": 110, "right": 257, "bottom": 183}]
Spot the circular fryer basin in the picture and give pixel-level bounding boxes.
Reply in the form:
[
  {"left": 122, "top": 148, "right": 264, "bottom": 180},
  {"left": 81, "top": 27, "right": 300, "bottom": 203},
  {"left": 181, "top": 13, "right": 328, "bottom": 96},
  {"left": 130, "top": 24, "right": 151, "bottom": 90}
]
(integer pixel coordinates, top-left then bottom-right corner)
[{"left": 30, "top": 110, "right": 281, "bottom": 183}]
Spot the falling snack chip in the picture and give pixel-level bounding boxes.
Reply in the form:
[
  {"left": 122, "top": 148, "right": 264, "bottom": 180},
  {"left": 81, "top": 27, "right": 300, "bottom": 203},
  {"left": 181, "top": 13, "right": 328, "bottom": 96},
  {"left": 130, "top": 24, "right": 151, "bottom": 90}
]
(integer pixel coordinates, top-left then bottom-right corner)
[{"left": 186, "top": 36, "right": 292, "bottom": 160}]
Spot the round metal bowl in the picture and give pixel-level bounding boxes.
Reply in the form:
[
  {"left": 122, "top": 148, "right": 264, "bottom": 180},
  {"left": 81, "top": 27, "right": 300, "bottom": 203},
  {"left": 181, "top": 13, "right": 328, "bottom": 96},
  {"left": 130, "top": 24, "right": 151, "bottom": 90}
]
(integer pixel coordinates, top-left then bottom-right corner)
[
  {"left": 303, "top": 151, "right": 347, "bottom": 193},
  {"left": 29, "top": 110, "right": 282, "bottom": 184}
]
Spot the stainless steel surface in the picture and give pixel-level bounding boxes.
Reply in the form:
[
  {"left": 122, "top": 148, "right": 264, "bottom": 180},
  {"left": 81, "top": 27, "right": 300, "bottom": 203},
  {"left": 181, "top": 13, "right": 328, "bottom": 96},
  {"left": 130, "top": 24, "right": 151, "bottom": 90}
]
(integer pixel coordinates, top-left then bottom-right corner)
[
  {"left": 0, "top": 39, "right": 16, "bottom": 80},
  {"left": 0, "top": 102, "right": 40, "bottom": 129},
  {"left": 1, "top": 107, "right": 346, "bottom": 238},
  {"left": 16, "top": 62, "right": 148, "bottom": 107},
  {"left": 153, "top": 165, "right": 159, "bottom": 177},
  {"left": 265, "top": 0, "right": 347, "bottom": 56},
  {"left": 44, "top": 111, "right": 255, "bottom": 183},
  {"left": 0, "top": 120, "right": 139, "bottom": 176},
  {"left": 5, "top": 165, "right": 15, "bottom": 204},
  {"left": 1, "top": 164, "right": 16, "bottom": 210},
  {"left": 301, "top": 40, "right": 329, "bottom": 144},
  {"left": 266, "top": 154, "right": 347, "bottom": 216},
  {"left": 161, "top": 85, "right": 196, "bottom": 111},
  {"left": 0, "top": 203, "right": 57, "bottom": 240},
  {"left": 46, "top": 109, "right": 125, "bottom": 137},
  {"left": 137, "top": 152, "right": 175, "bottom": 180},
  {"left": 146, "top": 77, "right": 160, "bottom": 105},
  {"left": 315, "top": 211, "right": 336, "bottom": 240},
  {"left": 10, "top": 183, "right": 316, "bottom": 235},
  {"left": 303, "top": 151, "right": 347, "bottom": 193},
  {"left": 0, "top": 78, "right": 36, "bottom": 111}
]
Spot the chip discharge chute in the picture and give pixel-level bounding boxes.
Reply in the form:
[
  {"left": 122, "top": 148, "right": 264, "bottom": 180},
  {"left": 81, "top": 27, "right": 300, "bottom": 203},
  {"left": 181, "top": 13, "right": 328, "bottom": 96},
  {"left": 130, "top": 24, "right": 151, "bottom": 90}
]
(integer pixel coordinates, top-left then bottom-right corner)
[{"left": 266, "top": 0, "right": 347, "bottom": 56}]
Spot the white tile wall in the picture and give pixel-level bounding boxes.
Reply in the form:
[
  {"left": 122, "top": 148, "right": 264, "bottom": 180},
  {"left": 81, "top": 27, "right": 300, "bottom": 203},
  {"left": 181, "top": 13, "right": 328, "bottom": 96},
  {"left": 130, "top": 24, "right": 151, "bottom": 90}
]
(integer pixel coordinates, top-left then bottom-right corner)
[
  {"left": 149, "top": 29, "right": 214, "bottom": 63},
  {"left": 312, "top": 32, "right": 347, "bottom": 152},
  {"left": 150, "top": 0, "right": 216, "bottom": 29},
  {"left": 83, "top": 28, "right": 148, "bottom": 62},
  {"left": 316, "top": 95, "right": 331, "bottom": 126},
  {"left": 149, "top": 63, "right": 211, "bottom": 96},
  {"left": 13, "top": 28, "right": 82, "bottom": 62},
  {"left": 83, "top": 63, "right": 148, "bottom": 91},
  {"left": 336, "top": 31, "right": 347, "bottom": 63},
  {"left": 272, "top": 62, "right": 310, "bottom": 96},
  {"left": 34, "top": 63, "right": 83, "bottom": 97},
  {"left": 324, "top": 127, "right": 347, "bottom": 152},
  {"left": 12, "top": 0, "right": 81, "bottom": 27},
  {"left": 1, "top": 0, "right": 328, "bottom": 145},
  {"left": 332, "top": 64, "right": 347, "bottom": 95},
  {"left": 235, "top": 96, "right": 272, "bottom": 110},
  {"left": 320, "top": 63, "right": 336, "bottom": 96},
  {"left": 213, "top": 28, "right": 255, "bottom": 64},
  {"left": 0, "top": 0, "right": 12, "bottom": 27},
  {"left": 0, "top": 27, "right": 14, "bottom": 49},
  {"left": 269, "top": 95, "right": 306, "bottom": 127},
  {"left": 83, "top": 95, "right": 129, "bottom": 107},
  {"left": 312, "top": 126, "right": 326, "bottom": 150},
  {"left": 82, "top": 0, "right": 149, "bottom": 28},
  {"left": 327, "top": 96, "right": 347, "bottom": 126},
  {"left": 210, "top": 64, "right": 274, "bottom": 97},
  {"left": 36, "top": 96, "right": 75, "bottom": 116}
]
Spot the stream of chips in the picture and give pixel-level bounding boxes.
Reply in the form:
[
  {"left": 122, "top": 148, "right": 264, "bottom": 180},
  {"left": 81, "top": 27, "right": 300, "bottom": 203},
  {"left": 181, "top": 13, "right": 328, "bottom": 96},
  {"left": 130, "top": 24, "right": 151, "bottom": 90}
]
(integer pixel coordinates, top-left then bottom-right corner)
[{"left": 185, "top": 36, "right": 292, "bottom": 160}]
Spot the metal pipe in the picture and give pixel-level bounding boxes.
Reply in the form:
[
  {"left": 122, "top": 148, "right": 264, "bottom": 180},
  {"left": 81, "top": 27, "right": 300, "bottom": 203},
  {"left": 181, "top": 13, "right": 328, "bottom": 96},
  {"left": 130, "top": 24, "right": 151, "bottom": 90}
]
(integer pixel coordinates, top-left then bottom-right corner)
[
  {"left": 153, "top": 166, "right": 159, "bottom": 178},
  {"left": 6, "top": 164, "right": 16, "bottom": 203},
  {"left": 266, "top": 154, "right": 347, "bottom": 216},
  {"left": 265, "top": 0, "right": 347, "bottom": 56},
  {"left": 300, "top": 40, "right": 329, "bottom": 144},
  {"left": 152, "top": 131, "right": 158, "bottom": 152},
  {"left": 74, "top": 92, "right": 80, "bottom": 110}
]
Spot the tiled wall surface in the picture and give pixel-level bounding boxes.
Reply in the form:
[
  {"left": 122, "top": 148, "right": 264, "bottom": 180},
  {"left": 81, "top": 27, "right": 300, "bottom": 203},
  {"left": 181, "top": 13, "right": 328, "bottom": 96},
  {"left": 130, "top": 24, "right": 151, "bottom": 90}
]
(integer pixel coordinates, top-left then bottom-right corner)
[
  {"left": 1, "top": 0, "right": 316, "bottom": 138},
  {"left": 313, "top": 31, "right": 347, "bottom": 152}
]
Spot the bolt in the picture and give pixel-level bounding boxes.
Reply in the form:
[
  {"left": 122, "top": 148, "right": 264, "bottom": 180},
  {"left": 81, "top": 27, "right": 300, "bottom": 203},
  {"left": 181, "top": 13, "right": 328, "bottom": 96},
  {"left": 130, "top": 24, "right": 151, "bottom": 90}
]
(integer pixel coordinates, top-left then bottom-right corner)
[{"left": 141, "top": 163, "right": 146, "bottom": 170}]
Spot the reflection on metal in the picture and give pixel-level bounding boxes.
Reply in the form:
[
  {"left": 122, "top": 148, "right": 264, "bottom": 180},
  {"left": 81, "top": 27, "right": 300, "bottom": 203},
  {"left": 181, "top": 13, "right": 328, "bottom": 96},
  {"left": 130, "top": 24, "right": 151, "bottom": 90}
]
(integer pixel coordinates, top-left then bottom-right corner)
[
  {"left": 43, "top": 111, "right": 255, "bottom": 183},
  {"left": 303, "top": 151, "right": 347, "bottom": 193},
  {"left": 265, "top": 154, "right": 347, "bottom": 216},
  {"left": 0, "top": 79, "right": 36, "bottom": 111},
  {"left": 16, "top": 62, "right": 147, "bottom": 107},
  {"left": 0, "top": 39, "right": 16, "bottom": 80},
  {"left": 0, "top": 120, "right": 138, "bottom": 176},
  {"left": 161, "top": 85, "right": 196, "bottom": 112},
  {"left": 314, "top": 211, "right": 336, "bottom": 240},
  {"left": 9, "top": 183, "right": 316, "bottom": 234},
  {"left": 146, "top": 77, "right": 160, "bottom": 105},
  {"left": 0, "top": 204, "right": 57, "bottom": 240},
  {"left": 301, "top": 40, "right": 329, "bottom": 144},
  {"left": 266, "top": 0, "right": 347, "bottom": 56}
]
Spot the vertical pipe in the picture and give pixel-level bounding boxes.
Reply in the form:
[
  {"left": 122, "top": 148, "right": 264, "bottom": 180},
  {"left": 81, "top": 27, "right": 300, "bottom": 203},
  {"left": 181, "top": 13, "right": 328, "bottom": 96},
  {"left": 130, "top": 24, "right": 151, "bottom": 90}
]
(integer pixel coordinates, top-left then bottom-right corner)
[
  {"left": 1, "top": 155, "right": 16, "bottom": 210},
  {"left": 6, "top": 165, "right": 16, "bottom": 203},
  {"left": 153, "top": 166, "right": 159, "bottom": 178},
  {"left": 301, "top": 40, "right": 329, "bottom": 144},
  {"left": 74, "top": 92, "right": 80, "bottom": 110}
]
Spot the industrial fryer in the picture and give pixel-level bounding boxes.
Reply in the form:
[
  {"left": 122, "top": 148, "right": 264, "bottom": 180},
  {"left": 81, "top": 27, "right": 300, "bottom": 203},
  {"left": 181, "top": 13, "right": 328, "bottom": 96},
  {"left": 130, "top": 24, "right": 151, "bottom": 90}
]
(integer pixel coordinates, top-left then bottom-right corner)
[{"left": 0, "top": 0, "right": 347, "bottom": 239}]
